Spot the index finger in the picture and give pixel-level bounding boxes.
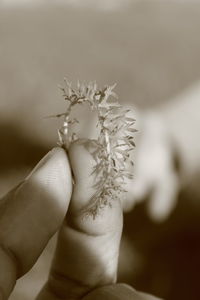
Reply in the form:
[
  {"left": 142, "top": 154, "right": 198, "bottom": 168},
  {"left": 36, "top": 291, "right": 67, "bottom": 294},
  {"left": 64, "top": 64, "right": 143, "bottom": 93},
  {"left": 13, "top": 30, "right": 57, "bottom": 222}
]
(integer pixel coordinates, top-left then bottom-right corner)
[{"left": 0, "top": 147, "right": 72, "bottom": 299}]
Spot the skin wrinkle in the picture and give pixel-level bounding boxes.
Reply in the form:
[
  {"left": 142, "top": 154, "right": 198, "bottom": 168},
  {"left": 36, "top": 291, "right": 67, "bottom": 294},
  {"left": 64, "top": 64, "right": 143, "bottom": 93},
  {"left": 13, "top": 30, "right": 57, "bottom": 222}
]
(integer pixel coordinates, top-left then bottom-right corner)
[
  {"left": 17, "top": 181, "right": 53, "bottom": 273},
  {"left": 68, "top": 197, "right": 123, "bottom": 235},
  {"left": 1, "top": 173, "right": 58, "bottom": 278},
  {"left": 0, "top": 185, "right": 26, "bottom": 278},
  {"left": 0, "top": 244, "right": 21, "bottom": 279},
  {"left": 16, "top": 181, "right": 48, "bottom": 263},
  {"left": 65, "top": 215, "right": 122, "bottom": 243},
  {"left": 0, "top": 182, "right": 23, "bottom": 220},
  {"left": 44, "top": 155, "right": 71, "bottom": 222},
  {"left": 64, "top": 219, "right": 106, "bottom": 238},
  {"left": 43, "top": 282, "right": 67, "bottom": 300},
  {"left": 97, "top": 244, "right": 119, "bottom": 281},
  {"left": 69, "top": 196, "right": 115, "bottom": 219},
  {"left": 43, "top": 167, "right": 69, "bottom": 232},
  {"left": 0, "top": 245, "right": 18, "bottom": 300},
  {"left": 30, "top": 165, "right": 63, "bottom": 234},
  {"left": 50, "top": 269, "right": 92, "bottom": 290},
  {"left": 50, "top": 226, "right": 119, "bottom": 297},
  {"left": 48, "top": 270, "right": 93, "bottom": 300},
  {"left": 66, "top": 211, "right": 122, "bottom": 237}
]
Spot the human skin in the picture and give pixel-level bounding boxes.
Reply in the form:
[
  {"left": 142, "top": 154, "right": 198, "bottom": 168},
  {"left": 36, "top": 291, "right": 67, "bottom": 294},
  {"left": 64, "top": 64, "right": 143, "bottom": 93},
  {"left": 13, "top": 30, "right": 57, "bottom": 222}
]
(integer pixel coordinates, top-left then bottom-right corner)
[
  {"left": 37, "top": 141, "right": 123, "bottom": 299},
  {"left": 0, "top": 143, "right": 161, "bottom": 300},
  {"left": 0, "top": 148, "right": 73, "bottom": 299},
  {"left": 120, "top": 82, "right": 200, "bottom": 221}
]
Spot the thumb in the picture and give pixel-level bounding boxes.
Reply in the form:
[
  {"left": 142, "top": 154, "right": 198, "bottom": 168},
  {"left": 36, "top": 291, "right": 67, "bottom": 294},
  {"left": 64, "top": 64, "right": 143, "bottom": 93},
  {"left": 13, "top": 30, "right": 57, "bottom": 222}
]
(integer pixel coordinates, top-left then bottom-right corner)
[
  {"left": 68, "top": 139, "right": 123, "bottom": 235},
  {"left": 37, "top": 140, "right": 123, "bottom": 300},
  {"left": 0, "top": 147, "right": 72, "bottom": 299}
]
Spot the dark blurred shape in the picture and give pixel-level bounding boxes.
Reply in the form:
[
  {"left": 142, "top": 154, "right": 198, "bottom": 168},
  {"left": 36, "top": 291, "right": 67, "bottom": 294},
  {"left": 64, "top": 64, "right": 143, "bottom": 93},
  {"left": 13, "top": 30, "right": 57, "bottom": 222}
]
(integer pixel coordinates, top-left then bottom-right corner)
[
  {"left": 121, "top": 182, "right": 200, "bottom": 300},
  {"left": 0, "top": 121, "right": 48, "bottom": 173}
]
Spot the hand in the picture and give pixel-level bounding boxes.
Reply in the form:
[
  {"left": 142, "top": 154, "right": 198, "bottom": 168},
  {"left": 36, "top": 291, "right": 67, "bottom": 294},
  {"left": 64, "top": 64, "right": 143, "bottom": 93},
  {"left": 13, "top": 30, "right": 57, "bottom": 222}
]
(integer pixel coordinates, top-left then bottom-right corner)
[
  {"left": 0, "top": 143, "right": 161, "bottom": 300},
  {"left": 123, "top": 111, "right": 180, "bottom": 222}
]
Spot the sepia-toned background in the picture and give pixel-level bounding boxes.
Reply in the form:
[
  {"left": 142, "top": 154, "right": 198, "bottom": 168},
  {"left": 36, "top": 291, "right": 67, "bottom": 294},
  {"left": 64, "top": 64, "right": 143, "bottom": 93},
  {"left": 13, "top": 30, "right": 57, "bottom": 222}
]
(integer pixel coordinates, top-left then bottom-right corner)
[{"left": 0, "top": 1, "right": 200, "bottom": 299}]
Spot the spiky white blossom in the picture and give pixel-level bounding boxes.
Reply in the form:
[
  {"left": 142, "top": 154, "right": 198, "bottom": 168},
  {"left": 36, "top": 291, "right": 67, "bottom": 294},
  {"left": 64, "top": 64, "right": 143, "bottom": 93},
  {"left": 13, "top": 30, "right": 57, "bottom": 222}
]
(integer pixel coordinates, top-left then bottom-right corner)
[{"left": 54, "top": 79, "right": 137, "bottom": 218}]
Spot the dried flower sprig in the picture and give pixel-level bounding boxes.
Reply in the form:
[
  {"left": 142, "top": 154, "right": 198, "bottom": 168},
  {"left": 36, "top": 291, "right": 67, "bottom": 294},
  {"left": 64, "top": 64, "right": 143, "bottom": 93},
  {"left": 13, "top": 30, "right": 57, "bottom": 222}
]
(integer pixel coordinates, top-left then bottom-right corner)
[{"left": 54, "top": 78, "right": 137, "bottom": 218}]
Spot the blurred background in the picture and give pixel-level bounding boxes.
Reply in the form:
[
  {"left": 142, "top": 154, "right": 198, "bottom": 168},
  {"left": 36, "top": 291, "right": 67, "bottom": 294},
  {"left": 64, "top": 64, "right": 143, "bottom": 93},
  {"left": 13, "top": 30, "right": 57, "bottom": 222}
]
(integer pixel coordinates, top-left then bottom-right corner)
[{"left": 0, "top": 0, "right": 200, "bottom": 299}]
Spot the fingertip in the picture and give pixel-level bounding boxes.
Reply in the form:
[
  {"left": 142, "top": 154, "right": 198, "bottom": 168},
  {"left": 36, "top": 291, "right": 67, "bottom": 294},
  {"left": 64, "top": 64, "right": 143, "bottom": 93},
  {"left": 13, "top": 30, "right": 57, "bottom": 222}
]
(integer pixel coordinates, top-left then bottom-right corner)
[
  {"left": 147, "top": 172, "right": 179, "bottom": 222},
  {"left": 27, "top": 146, "right": 72, "bottom": 190},
  {"left": 26, "top": 147, "right": 69, "bottom": 179},
  {"left": 25, "top": 146, "right": 73, "bottom": 222},
  {"left": 147, "top": 191, "right": 174, "bottom": 223}
]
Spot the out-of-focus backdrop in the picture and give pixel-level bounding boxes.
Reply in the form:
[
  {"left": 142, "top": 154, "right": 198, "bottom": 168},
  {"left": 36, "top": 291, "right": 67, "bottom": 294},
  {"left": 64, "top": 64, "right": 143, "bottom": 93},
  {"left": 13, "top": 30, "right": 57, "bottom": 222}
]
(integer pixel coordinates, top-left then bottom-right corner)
[{"left": 1, "top": 1, "right": 200, "bottom": 299}]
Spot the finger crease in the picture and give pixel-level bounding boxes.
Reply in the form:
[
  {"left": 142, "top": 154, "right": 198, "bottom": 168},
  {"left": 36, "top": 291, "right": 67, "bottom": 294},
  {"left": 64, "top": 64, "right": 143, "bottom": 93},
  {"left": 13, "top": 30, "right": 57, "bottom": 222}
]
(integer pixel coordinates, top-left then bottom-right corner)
[
  {"left": 48, "top": 269, "right": 93, "bottom": 299},
  {"left": 0, "top": 244, "right": 21, "bottom": 278}
]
